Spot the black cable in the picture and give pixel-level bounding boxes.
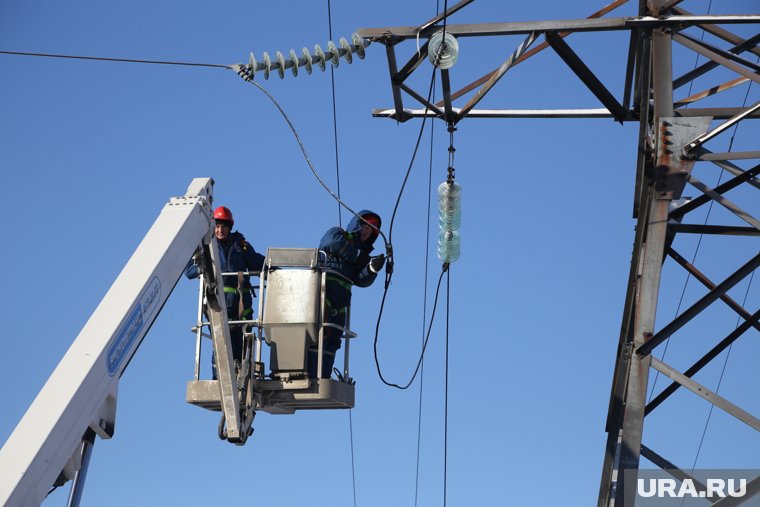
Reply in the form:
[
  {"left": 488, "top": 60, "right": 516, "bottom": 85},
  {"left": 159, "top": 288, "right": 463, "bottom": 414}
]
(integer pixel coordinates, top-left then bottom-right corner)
[
  {"left": 247, "top": 80, "right": 389, "bottom": 249},
  {"left": 681, "top": 269, "right": 756, "bottom": 507},
  {"left": 444, "top": 267, "right": 450, "bottom": 507},
  {"left": 374, "top": 0, "right": 453, "bottom": 391},
  {"left": 324, "top": 2, "right": 355, "bottom": 503},
  {"left": 415, "top": 51, "right": 438, "bottom": 507},
  {"left": 373, "top": 66, "right": 440, "bottom": 389},
  {"left": 246, "top": 62, "right": 439, "bottom": 391},
  {"left": 0, "top": 50, "right": 229, "bottom": 69},
  {"left": 348, "top": 408, "right": 358, "bottom": 507},
  {"left": 652, "top": 57, "right": 757, "bottom": 405},
  {"left": 239, "top": 8, "right": 445, "bottom": 396},
  {"left": 327, "top": 0, "right": 343, "bottom": 229},
  {"left": 374, "top": 266, "right": 448, "bottom": 390},
  {"left": 685, "top": 64, "right": 757, "bottom": 479},
  {"left": 387, "top": 68, "right": 438, "bottom": 245},
  {"left": 5, "top": 47, "right": 380, "bottom": 251},
  {"left": 441, "top": 0, "right": 450, "bottom": 42}
]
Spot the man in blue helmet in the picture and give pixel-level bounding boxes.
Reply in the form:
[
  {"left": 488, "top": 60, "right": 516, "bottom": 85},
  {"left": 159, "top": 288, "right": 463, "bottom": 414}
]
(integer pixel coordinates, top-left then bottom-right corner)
[
  {"left": 185, "top": 206, "right": 265, "bottom": 379},
  {"left": 312, "top": 210, "right": 385, "bottom": 379}
]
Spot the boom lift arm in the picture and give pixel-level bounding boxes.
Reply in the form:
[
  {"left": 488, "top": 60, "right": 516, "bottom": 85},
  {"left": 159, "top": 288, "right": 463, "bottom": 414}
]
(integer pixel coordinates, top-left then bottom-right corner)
[{"left": 0, "top": 178, "right": 236, "bottom": 506}]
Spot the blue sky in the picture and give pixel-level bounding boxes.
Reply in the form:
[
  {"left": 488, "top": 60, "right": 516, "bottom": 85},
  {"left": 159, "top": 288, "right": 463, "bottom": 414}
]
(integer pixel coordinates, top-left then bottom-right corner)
[{"left": 1, "top": 1, "right": 759, "bottom": 505}]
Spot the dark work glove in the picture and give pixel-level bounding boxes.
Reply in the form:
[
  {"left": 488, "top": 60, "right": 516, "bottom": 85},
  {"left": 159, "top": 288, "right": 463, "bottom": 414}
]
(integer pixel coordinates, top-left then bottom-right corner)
[
  {"left": 369, "top": 254, "right": 386, "bottom": 273},
  {"left": 354, "top": 250, "right": 371, "bottom": 269}
]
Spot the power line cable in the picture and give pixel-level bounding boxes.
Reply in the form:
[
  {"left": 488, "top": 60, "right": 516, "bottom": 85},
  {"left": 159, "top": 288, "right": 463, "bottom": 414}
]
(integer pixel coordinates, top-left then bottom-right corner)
[
  {"left": 327, "top": 0, "right": 344, "bottom": 229},
  {"left": 440, "top": 6, "right": 452, "bottom": 507},
  {"left": 246, "top": 80, "right": 389, "bottom": 249},
  {"left": 324, "top": 1, "right": 356, "bottom": 503},
  {"left": 694, "top": 270, "right": 755, "bottom": 454},
  {"left": 373, "top": 68, "right": 441, "bottom": 390},
  {"left": 415, "top": 66, "right": 438, "bottom": 507},
  {"left": 387, "top": 69, "right": 437, "bottom": 246},
  {"left": 443, "top": 267, "right": 451, "bottom": 507},
  {"left": 23, "top": 16, "right": 456, "bottom": 492},
  {"left": 16, "top": 44, "right": 386, "bottom": 251},
  {"left": 0, "top": 50, "right": 229, "bottom": 69},
  {"left": 685, "top": 69, "right": 758, "bottom": 478},
  {"left": 245, "top": 61, "right": 437, "bottom": 391},
  {"left": 415, "top": 13, "right": 439, "bottom": 495},
  {"left": 679, "top": 268, "right": 756, "bottom": 507},
  {"left": 348, "top": 409, "right": 358, "bottom": 507},
  {"left": 374, "top": 265, "right": 448, "bottom": 390},
  {"left": 372, "top": 0, "right": 452, "bottom": 389}
]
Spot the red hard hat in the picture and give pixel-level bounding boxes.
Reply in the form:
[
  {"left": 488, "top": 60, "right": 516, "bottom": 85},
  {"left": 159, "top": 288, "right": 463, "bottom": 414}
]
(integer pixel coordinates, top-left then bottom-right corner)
[
  {"left": 213, "top": 206, "right": 234, "bottom": 225},
  {"left": 363, "top": 214, "right": 380, "bottom": 227}
]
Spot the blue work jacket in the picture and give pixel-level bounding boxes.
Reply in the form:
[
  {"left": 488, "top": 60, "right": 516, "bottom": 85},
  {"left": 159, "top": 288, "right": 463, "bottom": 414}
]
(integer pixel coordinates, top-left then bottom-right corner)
[
  {"left": 318, "top": 210, "right": 381, "bottom": 313},
  {"left": 185, "top": 231, "right": 265, "bottom": 318}
]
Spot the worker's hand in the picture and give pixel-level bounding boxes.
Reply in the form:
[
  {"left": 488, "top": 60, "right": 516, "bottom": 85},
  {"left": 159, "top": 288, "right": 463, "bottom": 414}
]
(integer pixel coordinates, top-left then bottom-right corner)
[
  {"left": 192, "top": 248, "right": 203, "bottom": 266},
  {"left": 369, "top": 254, "right": 386, "bottom": 273}
]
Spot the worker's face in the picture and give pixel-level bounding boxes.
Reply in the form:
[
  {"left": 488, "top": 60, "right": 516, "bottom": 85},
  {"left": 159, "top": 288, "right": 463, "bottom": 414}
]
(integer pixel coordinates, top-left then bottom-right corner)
[
  {"left": 215, "top": 221, "right": 231, "bottom": 241},
  {"left": 358, "top": 222, "right": 373, "bottom": 242}
]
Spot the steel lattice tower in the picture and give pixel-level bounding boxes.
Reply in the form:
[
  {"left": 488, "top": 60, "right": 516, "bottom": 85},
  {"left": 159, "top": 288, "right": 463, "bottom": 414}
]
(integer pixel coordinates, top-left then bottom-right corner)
[{"left": 360, "top": 1, "right": 760, "bottom": 504}]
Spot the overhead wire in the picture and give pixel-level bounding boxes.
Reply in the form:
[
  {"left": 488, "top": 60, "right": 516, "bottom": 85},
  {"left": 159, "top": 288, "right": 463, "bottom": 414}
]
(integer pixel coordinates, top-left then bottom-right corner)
[
  {"left": 327, "top": 0, "right": 344, "bottom": 229},
  {"left": 441, "top": 6, "right": 452, "bottom": 507},
  {"left": 238, "top": 30, "right": 441, "bottom": 392},
  {"left": 0, "top": 50, "right": 229, "bottom": 69},
  {"left": 386, "top": 70, "right": 438, "bottom": 246},
  {"left": 239, "top": 23, "right": 445, "bottom": 500},
  {"left": 5, "top": 38, "right": 387, "bottom": 252},
  {"left": 373, "top": 67, "right": 440, "bottom": 390},
  {"left": 5, "top": 19, "right": 461, "bottom": 498},
  {"left": 246, "top": 80, "right": 389, "bottom": 249},
  {"left": 348, "top": 409, "right": 358, "bottom": 507},
  {"left": 686, "top": 67, "right": 758, "bottom": 476},
  {"left": 323, "top": 1, "right": 356, "bottom": 504},
  {"left": 375, "top": 265, "right": 448, "bottom": 390},
  {"left": 444, "top": 268, "right": 451, "bottom": 507},
  {"left": 386, "top": 0, "right": 449, "bottom": 245},
  {"left": 686, "top": 269, "right": 756, "bottom": 480},
  {"left": 415, "top": 48, "right": 438, "bottom": 507},
  {"left": 1, "top": 48, "right": 379, "bottom": 249},
  {"left": 415, "top": 0, "right": 441, "bottom": 494},
  {"left": 375, "top": 0, "right": 454, "bottom": 391},
  {"left": 373, "top": 0, "right": 455, "bottom": 499}
]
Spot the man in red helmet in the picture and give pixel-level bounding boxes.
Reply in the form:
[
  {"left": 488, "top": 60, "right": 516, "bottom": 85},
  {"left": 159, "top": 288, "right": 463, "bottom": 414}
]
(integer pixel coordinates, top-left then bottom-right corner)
[
  {"left": 312, "top": 210, "right": 385, "bottom": 379},
  {"left": 186, "top": 206, "right": 265, "bottom": 379}
]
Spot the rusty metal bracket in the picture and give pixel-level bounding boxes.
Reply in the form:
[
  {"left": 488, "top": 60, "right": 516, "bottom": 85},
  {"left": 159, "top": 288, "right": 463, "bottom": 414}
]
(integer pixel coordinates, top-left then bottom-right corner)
[{"left": 654, "top": 116, "right": 712, "bottom": 199}]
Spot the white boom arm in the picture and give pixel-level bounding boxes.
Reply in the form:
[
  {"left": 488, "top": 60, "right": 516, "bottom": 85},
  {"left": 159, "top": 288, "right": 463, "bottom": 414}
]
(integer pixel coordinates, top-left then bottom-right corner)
[{"left": 0, "top": 178, "right": 219, "bottom": 506}]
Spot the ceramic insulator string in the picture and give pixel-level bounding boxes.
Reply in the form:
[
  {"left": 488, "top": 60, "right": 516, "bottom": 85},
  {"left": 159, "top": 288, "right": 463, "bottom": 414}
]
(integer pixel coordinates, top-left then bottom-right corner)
[{"left": 232, "top": 33, "right": 369, "bottom": 81}]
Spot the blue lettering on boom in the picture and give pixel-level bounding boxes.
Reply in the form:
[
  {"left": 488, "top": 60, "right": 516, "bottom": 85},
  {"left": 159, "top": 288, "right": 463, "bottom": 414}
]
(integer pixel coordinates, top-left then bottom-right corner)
[{"left": 107, "top": 277, "right": 162, "bottom": 376}]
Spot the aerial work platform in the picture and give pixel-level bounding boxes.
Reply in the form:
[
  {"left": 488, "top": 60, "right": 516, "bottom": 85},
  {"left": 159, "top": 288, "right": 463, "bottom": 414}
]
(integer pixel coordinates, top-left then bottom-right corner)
[
  {"left": 186, "top": 247, "right": 357, "bottom": 417},
  {"left": 187, "top": 378, "right": 355, "bottom": 414}
]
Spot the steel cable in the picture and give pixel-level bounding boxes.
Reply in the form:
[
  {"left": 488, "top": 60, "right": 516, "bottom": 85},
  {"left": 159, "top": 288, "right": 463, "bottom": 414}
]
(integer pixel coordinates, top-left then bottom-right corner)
[{"left": 415, "top": 52, "right": 438, "bottom": 506}]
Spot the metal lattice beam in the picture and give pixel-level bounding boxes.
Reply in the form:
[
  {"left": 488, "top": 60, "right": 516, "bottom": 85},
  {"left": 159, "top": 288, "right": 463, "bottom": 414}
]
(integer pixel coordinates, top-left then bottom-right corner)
[{"left": 361, "top": 2, "right": 760, "bottom": 505}]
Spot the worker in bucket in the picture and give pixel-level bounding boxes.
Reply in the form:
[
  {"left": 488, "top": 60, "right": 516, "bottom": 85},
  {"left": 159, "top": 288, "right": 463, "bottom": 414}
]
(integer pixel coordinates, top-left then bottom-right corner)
[
  {"left": 313, "top": 210, "right": 385, "bottom": 379},
  {"left": 185, "top": 206, "right": 265, "bottom": 379}
]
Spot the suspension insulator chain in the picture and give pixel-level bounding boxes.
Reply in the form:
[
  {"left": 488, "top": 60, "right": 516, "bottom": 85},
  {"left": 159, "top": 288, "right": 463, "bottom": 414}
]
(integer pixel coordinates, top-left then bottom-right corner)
[{"left": 232, "top": 33, "right": 370, "bottom": 82}]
